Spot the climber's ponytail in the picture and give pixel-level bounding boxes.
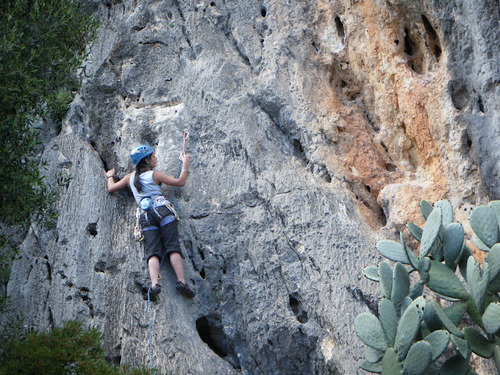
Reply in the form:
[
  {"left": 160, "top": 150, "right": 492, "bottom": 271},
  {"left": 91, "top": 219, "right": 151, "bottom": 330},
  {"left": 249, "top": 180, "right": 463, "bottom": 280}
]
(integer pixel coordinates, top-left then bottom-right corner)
[{"left": 134, "top": 155, "right": 152, "bottom": 193}]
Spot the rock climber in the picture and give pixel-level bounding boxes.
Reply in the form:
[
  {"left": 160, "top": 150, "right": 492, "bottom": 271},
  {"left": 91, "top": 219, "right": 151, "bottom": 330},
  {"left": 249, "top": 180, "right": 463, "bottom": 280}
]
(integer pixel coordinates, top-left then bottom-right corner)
[{"left": 105, "top": 145, "right": 195, "bottom": 300}]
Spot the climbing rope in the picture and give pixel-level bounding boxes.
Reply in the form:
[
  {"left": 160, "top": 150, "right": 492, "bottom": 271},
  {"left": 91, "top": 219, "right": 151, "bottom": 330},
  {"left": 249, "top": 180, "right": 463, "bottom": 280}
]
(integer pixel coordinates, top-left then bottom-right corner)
[
  {"left": 146, "top": 129, "right": 189, "bottom": 372},
  {"left": 147, "top": 289, "right": 154, "bottom": 371}
]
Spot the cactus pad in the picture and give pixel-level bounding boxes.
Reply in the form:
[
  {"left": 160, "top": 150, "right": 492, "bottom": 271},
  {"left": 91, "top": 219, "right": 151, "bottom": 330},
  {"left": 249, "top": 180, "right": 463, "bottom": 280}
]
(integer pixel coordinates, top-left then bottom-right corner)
[
  {"left": 407, "top": 222, "right": 423, "bottom": 242},
  {"left": 363, "top": 266, "right": 380, "bottom": 281},
  {"left": 463, "top": 327, "right": 494, "bottom": 358},
  {"left": 360, "top": 360, "right": 382, "bottom": 373},
  {"left": 472, "top": 234, "right": 491, "bottom": 252},
  {"left": 443, "top": 223, "right": 464, "bottom": 269},
  {"left": 430, "top": 301, "right": 464, "bottom": 338},
  {"left": 409, "top": 281, "right": 424, "bottom": 300},
  {"left": 379, "top": 298, "right": 397, "bottom": 346},
  {"left": 382, "top": 348, "right": 403, "bottom": 374},
  {"left": 401, "top": 232, "right": 418, "bottom": 270},
  {"left": 451, "top": 334, "right": 468, "bottom": 358},
  {"left": 391, "top": 263, "right": 410, "bottom": 311},
  {"left": 486, "top": 244, "right": 500, "bottom": 282},
  {"left": 355, "top": 313, "right": 388, "bottom": 351},
  {"left": 376, "top": 240, "right": 410, "bottom": 264},
  {"left": 482, "top": 302, "right": 500, "bottom": 334},
  {"left": 403, "top": 341, "right": 432, "bottom": 375},
  {"left": 420, "top": 200, "right": 434, "bottom": 220},
  {"left": 488, "top": 200, "right": 500, "bottom": 223},
  {"left": 365, "top": 347, "right": 384, "bottom": 363},
  {"left": 444, "top": 303, "right": 467, "bottom": 326},
  {"left": 378, "top": 261, "right": 393, "bottom": 299},
  {"left": 435, "top": 199, "right": 454, "bottom": 226},
  {"left": 424, "top": 330, "right": 450, "bottom": 361},
  {"left": 426, "top": 260, "right": 468, "bottom": 300},
  {"left": 466, "top": 256, "right": 489, "bottom": 312},
  {"left": 470, "top": 205, "right": 499, "bottom": 248},
  {"left": 420, "top": 207, "right": 442, "bottom": 258},
  {"left": 395, "top": 296, "right": 426, "bottom": 360}
]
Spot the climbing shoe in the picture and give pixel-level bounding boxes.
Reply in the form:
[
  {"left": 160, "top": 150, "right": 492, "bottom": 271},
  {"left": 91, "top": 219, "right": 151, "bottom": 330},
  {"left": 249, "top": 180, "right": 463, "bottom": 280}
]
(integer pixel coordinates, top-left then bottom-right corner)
[
  {"left": 148, "top": 284, "right": 161, "bottom": 301},
  {"left": 175, "top": 281, "right": 195, "bottom": 298}
]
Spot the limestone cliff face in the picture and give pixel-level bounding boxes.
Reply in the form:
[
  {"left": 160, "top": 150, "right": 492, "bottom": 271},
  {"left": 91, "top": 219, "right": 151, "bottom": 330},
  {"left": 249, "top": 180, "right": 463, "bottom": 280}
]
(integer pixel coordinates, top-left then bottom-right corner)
[{"left": 6, "top": 1, "right": 499, "bottom": 374}]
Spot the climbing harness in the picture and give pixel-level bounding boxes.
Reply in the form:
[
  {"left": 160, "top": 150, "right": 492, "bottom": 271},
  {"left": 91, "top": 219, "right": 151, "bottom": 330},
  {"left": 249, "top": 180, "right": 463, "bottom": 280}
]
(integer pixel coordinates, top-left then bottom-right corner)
[{"left": 146, "top": 128, "right": 189, "bottom": 372}]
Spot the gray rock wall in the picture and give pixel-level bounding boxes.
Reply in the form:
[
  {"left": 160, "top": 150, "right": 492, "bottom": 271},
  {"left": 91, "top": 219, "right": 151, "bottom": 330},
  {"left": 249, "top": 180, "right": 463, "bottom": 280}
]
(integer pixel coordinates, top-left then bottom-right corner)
[{"left": 6, "top": 0, "right": 500, "bottom": 374}]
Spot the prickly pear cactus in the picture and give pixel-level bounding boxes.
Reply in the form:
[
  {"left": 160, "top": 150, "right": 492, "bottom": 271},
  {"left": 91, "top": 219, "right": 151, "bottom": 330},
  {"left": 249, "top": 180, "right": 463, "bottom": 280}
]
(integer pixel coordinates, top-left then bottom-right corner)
[{"left": 355, "top": 199, "right": 500, "bottom": 373}]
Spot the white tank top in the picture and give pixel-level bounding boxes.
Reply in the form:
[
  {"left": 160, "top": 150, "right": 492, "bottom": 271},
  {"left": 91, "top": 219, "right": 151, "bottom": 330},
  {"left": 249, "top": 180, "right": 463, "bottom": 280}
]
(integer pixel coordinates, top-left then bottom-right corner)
[{"left": 129, "top": 171, "right": 162, "bottom": 206}]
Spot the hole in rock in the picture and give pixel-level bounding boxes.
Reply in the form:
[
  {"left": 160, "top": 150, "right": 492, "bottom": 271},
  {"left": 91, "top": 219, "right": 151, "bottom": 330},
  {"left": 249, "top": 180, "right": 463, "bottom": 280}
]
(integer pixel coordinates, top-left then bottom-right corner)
[
  {"left": 87, "top": 223, "right": 98, "bottom": 236},
  {"left": 478, "top": 96, "right": 484, "bottom": 113},
  {"left": 198, "top": 247, "right": 205, "bottom": 261},
  {"left": 449, "top": 80, "right": 469, "bottom": 110},
  {"left": 385, "top": 163, "right": 397, "bottom": 172},
  {"left": 421, "top": 15, "right": 441, "bottom": 60},
  {"left": 261, "top": 7, "right": 267, "bottom": 17},
  {"left": 293, "top": 139, "right": 304, "bottom": 156},
  {"left": 380, "top": 207, "right": 387, "bottom": 226},
  {"left": 289, "top": 294, "right": 309, "bottom": 323},
  {"left": 403, "top": 28, "right": 414, "bottom": 56},
  {"left": 46, "top": 262, "right": 52, "bottom": 282},
  {"left": 210, "top": 1, "right": 215, "bottom": 6},
  {"left": 94, "top": 260, "right": 106, "bottom": 273},
  {"left": 200, "top": 267, "right": 205, "bottom": 279},
  {"left": 322, "top": 171, "right": 332, "bottom": 183},
  {"left": 48, "top": 308, "right": 54, "bottom": 328},
  {"left": 334, "top": 16, "right": 345, "bottom": 39},
  {"left": 195, "top": 316, "right": 240, "bottom": 370},
  {"left": 403, "top": 28, "right": 423, "bottom": 74}
]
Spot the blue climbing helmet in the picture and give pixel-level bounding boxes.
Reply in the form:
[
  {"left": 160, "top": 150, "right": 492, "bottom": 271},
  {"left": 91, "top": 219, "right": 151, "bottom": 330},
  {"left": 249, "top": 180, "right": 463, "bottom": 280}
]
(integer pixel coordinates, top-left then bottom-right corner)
[{"left": 130, "top": 145, "right": 154, "bottom": 165}]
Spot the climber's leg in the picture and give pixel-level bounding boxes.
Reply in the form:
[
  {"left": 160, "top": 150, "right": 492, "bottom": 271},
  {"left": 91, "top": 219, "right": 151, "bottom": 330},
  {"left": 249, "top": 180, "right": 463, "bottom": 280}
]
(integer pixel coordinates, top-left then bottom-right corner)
[
  {"left": 169, "top": 252, "right": 185, "bottom": 283},
  {"left": 148, "top": 255, "right": 161, "bottom": 287}
]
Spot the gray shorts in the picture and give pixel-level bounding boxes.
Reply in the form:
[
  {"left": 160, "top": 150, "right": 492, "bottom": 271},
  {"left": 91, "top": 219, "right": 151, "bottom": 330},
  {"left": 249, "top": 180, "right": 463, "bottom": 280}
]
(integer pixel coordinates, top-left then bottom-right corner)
[{"left": 140, "top": 205, "right": 182, "bottom": 262}]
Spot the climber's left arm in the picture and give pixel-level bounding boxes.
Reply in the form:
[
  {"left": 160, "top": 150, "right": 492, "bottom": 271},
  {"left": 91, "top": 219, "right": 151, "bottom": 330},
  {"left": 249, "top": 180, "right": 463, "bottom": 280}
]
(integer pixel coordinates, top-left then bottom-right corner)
[{"left": 106, "top": 168, "right": 132, "bottom": 193}]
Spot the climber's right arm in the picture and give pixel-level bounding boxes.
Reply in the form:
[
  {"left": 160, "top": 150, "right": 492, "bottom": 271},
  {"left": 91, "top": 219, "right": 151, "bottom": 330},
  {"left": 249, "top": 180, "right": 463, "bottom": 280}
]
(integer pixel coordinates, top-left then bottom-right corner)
[{"left": 106, "top": 169, "right": 132, "bottom": 193}]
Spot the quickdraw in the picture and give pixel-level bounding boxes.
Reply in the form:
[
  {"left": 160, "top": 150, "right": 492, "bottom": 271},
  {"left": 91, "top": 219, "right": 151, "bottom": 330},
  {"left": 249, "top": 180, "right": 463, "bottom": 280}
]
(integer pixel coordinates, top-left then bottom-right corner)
[{"left": 134, "top": 208, "right": 144, "bottom": 241}]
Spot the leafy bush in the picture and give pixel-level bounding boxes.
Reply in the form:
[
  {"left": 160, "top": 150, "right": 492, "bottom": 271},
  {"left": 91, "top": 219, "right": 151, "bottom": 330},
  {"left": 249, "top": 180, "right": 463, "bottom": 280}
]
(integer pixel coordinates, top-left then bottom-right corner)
[
  {"left": 0, "top": 0, "right": 98, "bottom": 226},
  {"left": 355, "top": 199, "right": 500, "bottom": 374},
  {"left": 0, "top": 320, "right": 151, "bottom": 375}
]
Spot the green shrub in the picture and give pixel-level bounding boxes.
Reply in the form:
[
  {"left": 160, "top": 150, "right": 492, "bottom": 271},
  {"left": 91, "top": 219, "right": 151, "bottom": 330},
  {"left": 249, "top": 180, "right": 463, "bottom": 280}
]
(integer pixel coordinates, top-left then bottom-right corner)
[
  {"left": 0, "top": 0, "right": 98, "bottom": 312},
  {"left": 355, "top": 199, "right": 500, "bottom": 374},
  {"left": 0, "top": 0, "right": 98, "bottom": 227},
  {"left": 0, "top": 321, "right": 151, "bottom": 375}
]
